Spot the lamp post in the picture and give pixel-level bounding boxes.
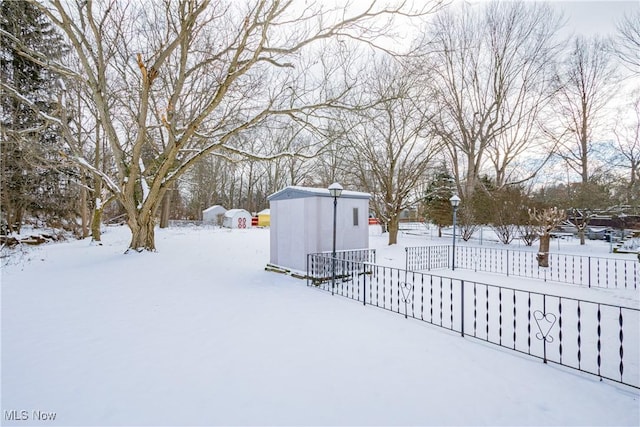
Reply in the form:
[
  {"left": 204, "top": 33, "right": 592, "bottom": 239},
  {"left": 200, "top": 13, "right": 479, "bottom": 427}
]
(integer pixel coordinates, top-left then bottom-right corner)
[
  {"left": 329, "top": 183, "right": 343, "bottom": 295},
  {"left": 450, "top": 194, "right": 461, "bottom": 270}
]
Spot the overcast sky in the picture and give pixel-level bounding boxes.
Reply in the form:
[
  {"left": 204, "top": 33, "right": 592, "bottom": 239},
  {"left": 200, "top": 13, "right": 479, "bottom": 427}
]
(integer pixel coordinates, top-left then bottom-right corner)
[
  {"left": 462, "top": 1, "right": 639, "bottom": 37},
  {"left": 555, "top": 0, "right": 639, "bottom": 37}
]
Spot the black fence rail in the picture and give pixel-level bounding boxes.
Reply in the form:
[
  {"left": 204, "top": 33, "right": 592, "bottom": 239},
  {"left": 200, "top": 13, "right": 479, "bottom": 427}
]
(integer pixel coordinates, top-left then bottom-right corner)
[
  {"left": 406, "top": 245, "right": 639, "bottom": 289},
  {"left": 307, "top": 248, "right": 376, "bottom": 285},
  {"left": 307, "top": 253, "right": 640, "bottom": 389},
  {"left": 405, "top": 245, "right": 450, "bottom": 271}
]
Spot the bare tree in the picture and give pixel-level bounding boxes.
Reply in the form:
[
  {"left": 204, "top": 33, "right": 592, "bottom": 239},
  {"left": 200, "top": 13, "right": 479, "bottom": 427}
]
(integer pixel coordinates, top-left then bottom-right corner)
[
  {"left": 340, "top": 56, "right": 439, "bottom": 245},
  {"left": 550, "top": 35, "right": 617, "bottom": 185},
  {"left": 33, "top": 0, "right": 440, "bottom": 252},
  {"left": 615, "top": 8, "right": 640, "bottom": 72},
  {"left": 58, "top": 68, "right": 118, "bottom": 242},
  {"left": 420, "top": 1, "right": 561, "bottom": 200},
  {"left": 612, "top": 90, "right": 640, "bottom": 205},
  {"left": 458, "top": 205, "right": 478, "bottom": 242},
  {"left": 488, "top": 185, "right": 529, "bottom": 245},
  {"left": 529, "top": 207, "right": 565, "bottom": 267}
]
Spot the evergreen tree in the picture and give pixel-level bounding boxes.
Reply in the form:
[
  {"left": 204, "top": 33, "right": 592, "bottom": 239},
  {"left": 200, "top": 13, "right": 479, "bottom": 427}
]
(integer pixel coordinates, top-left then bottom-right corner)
[
  {"left": 0, "top": 0, "right": 74, "bottom": 234},
  {"left": 421, "top": 166, "right": 455, "bottom": 237}
]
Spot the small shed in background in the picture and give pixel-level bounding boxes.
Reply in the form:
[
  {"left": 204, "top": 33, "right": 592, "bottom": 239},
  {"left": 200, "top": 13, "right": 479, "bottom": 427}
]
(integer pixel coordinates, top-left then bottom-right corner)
[
  {"left": 223, "top": 209, "right": 252, "bottom": 229},
  {"left": 257, "top": 209, "right": 270, "bottom": 227},
  {"left": 267, "top": 186, "right": 370, "bottom": 272},
  {"left": 202, "top": 205, "right": 227, "bottom": 225}
]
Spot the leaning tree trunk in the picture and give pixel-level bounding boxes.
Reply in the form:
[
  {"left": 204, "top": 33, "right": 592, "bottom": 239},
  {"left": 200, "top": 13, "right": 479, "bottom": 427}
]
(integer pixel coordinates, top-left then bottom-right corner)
[{"left": 537, "top": 233, "right": 550, "bottom": 267}]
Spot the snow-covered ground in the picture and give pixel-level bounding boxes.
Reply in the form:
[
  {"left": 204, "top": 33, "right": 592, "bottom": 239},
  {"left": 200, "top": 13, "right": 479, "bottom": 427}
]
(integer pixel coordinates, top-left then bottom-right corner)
[{"left": 2, "top": 225, "right": 639, "bottom": 426}]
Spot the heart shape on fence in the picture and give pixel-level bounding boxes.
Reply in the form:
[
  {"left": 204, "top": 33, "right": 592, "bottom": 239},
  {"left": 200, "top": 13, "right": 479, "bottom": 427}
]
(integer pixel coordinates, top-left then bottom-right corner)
[
  {"left": 400, "top": 282, "right": 413, "bottom": 303},
  {"left": 533, "top": 310, "right": 557, "bottom": 343}
]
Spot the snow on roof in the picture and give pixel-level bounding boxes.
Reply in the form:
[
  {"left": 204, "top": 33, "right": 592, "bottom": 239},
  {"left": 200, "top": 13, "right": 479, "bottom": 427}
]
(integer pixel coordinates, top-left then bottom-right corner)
[
  {"left": 224, "top": 208, "right": 251, "bottom": 217},
  {"left": 267, "top": 186, "right": 371, "bottom": 201},
  {"left": 202, "top": 205, "right": 226, "bottom": 213},
  {"left": 258, "top": 209, "right": 270, "bottom": 215}
]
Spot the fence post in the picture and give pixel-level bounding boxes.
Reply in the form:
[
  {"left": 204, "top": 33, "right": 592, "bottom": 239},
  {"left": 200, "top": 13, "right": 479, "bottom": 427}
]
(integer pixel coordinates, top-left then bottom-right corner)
[
  {"left": 588, "top": 257, "right": 592, "bottom": 288},
  {"left": 460, "top": 280, "right": 465, "bottom": 337},
  {"left": 506, "top": 250, "right": 510, "bottom": 277},
  {"left": 542, "top": 294, "right": 547, "bottom": 364},
  {"left": 405, "top": 247, "right": 408, "bottom": 272},
  {"left": 363, "top": 262, "right": 367, "bottom": 306}
]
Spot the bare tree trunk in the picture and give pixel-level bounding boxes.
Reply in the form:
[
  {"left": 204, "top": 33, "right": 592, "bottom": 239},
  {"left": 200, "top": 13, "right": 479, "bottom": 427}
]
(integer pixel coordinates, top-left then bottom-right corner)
[
  {"left": 90, "top": 124, "right": 103, "bottom": 243},
  {"left": 530, "top": 207, "right": 565, "bottom": 268},
  {"left": 124, "top": 183, "right": 166, "bottom": 251},
  {"left": 159, "top": 186, "right": 173, "bottom": 229},
  {"left": 80, "top": 177, "right": 89, "bottom": 238},
  {"left": 2, "top": 190, "right": 15, "bottom": 234},
  {"left": 91, "top": 201, "right": 103, "bottom": 243},
  {"left": 388, "top": 216, "right": 399, "bottom": 245},
  {"left": 537, "top": 233, "right": 550, "bottom": 267},
  {"left": 247, "top": 162, "right": 254, "bottom": 214},
  {"left": 13, "top": 204, "right": 23, "bottom": 234},
  {"left": 127, "top": 215, "right": 156, "bottom": 252}
]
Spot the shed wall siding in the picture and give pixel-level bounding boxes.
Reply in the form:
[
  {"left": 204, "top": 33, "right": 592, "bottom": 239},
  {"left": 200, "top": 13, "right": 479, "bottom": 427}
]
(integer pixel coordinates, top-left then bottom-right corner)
[{"left": 269, "top": 192, "right": 369, "bottom": 272}]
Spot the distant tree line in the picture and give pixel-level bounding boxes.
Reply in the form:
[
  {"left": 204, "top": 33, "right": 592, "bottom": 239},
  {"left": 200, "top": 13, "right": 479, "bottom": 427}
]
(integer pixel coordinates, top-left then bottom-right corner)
[{"left": 1, "top": 0, "right": 638, "bottom": 250}]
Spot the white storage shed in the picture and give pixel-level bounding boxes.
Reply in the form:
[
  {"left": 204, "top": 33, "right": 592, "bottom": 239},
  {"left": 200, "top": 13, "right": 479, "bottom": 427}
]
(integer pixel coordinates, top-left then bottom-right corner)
[
  {"left": 202, "top": 205, "right": 227, "bottom": 225},
  {"left": 267, "top": 186, "right": 370, "bottom": 272},
  {"left": 223, "top": 209, "right": 252, "bottom": 229}
]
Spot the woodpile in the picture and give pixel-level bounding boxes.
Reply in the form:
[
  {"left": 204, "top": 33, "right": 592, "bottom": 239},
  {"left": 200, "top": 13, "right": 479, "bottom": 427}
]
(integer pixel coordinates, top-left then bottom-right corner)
[{"left": 0, "top": 233, "right": 64, "bottom": 248}]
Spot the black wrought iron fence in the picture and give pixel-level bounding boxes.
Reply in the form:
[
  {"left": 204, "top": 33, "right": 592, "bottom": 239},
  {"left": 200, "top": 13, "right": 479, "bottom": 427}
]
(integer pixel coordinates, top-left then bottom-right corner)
[
  {"left": 307, "top": 253, "right": 640, "bottom": 389},
  {"left": 306, "top": 249, "right": 376, "bottom": 286},
  {"left": 406, "top": 245, "right": 639, "bottom": 289},
  {"left": 405, "top": 245, "right": 450, "bottom": 271}
]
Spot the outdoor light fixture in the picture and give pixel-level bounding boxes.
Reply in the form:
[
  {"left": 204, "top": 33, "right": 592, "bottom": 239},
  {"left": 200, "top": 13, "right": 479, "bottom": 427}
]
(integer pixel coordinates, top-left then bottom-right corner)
[
  {"left": 450, "top": 194, "right": 461, "bottom": 270},
  {"left": 329, "top": 182, "right": 343, "bottom": 198},
  {"left": 329, "top": 183, "right": 343, "bottom": 295}
]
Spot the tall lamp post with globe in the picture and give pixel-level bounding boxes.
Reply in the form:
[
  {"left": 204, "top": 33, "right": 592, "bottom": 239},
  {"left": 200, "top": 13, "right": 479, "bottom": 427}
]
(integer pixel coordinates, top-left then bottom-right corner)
[
  {"left": 329, "top": 183, "right": 343, "bottom": 295},
  {"left": 450, "top": 194, "right": 461, "bottom": 270}
]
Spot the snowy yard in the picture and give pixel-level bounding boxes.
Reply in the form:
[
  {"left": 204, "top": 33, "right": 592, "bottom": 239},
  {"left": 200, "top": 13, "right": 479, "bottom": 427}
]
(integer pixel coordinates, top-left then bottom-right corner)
[{"left": 2, "top": 225, "right": 639, "bottom": 426}]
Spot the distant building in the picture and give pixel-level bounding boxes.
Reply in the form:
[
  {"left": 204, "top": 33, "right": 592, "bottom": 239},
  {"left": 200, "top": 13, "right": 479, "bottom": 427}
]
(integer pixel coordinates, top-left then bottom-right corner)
[
  {"left": 202, "top": 205, "right": 226, "bottom": 225},
  {"left": 223, "top": 209, "right": 252, "bottom": 229},
  {"left": 257, "top": 209, "right": 270, "bottom": 227}
]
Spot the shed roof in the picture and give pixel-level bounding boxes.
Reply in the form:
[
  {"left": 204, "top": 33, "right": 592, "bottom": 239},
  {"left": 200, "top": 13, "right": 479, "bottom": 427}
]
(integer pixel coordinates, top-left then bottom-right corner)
[
  {"left": 258, "top": 209, "right": 270, "bottom": 215},
  {"left": 202, "top": 205, "right": 226, "bottom": 213},
  {"left": 224, "top": 208, "right": 251, "bottom": 218},
  {"left": 267, "top": 186, "right": 371, "bottom": 201}
]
